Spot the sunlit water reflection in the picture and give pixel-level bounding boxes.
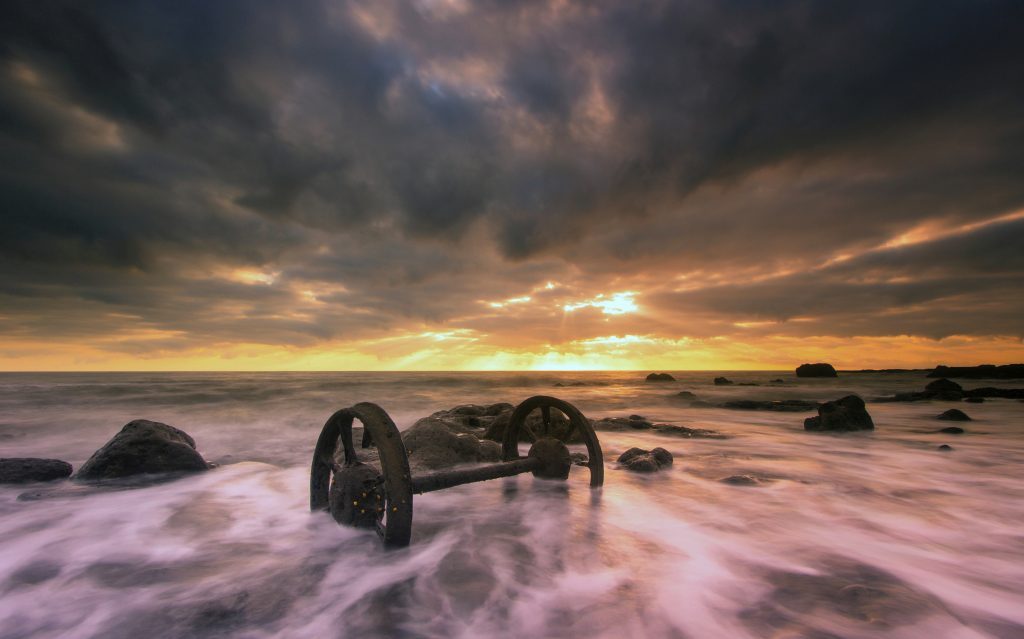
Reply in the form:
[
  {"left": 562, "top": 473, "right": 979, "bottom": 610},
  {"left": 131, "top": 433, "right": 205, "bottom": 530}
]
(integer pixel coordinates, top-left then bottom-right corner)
[{"left": 1, "top": 371, "right": 1022, "bottom": 638}]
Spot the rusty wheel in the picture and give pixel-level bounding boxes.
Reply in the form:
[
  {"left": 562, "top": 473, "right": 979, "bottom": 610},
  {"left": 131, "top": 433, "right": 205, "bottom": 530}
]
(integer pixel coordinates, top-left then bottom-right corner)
[
  {"left": 310, "top": 402, "right": 414, "bottom": 547},
  {"left": 502, "top": 396, "right": 604, "bottom": 488}
]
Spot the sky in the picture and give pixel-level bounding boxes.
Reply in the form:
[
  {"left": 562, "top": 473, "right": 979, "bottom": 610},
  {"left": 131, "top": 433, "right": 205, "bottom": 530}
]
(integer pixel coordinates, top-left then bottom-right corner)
[{"left": 1, "top": 0, "right": 1023, "bottom": 371}]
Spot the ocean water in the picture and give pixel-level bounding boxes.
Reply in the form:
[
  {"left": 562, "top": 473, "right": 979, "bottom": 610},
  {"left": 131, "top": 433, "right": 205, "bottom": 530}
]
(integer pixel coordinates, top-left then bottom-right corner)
[{"left": 1, "top": 371, "right": 1022, "bottom": 638}]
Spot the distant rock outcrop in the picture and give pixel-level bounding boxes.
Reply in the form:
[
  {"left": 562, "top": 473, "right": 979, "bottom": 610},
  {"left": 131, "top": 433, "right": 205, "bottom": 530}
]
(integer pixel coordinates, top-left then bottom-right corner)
[
  {"left": 590, "top": 415, "right": 727, "bottom": 439},
  {"left": 804, "top": 395, "right": 874, "bottom": 432},
  {"left": 796, "top": 363, "right": 838, "bottom": 378},
  {"left": 646, "top": 373, "right": 676, "bottom": 382},
  {"left": 0, "top": 458, "right": 72, "bottom": 484},
  {"left": 75, "top": 420, "right": 209, "bottom": 481},
  {"left": 713, "top": 376, "right": 733, "bottom": 385},
  {"left": 617, "top": 447, "right": 673, "bottom": 472},
  {"left": 927, "top": 364, "right": 1024, "bottom": 379},
  {"left": 936, "top": 409, "right": 971, "bottom": 422}
]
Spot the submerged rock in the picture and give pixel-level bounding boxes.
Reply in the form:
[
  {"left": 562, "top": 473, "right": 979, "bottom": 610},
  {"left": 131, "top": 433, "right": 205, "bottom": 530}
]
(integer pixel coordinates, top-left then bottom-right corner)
[
  {"left": 651, "top": 424, "right": 727, "bottom": 439},
  {"left": 721, "top": 474, "right": 761, "bottom": 486},
  {"left": 937, "top": 409, "right": 971, "bottom": 422},
  {"left": 617, "top": 447, "right": 673, "bottom": 472},
  {"left": 713, "top": 376, "right": 734, "bottom": 385},
  {"left": 646, "top": 372, "right": 676, "bottom": 382},
  {"left": 76, "top": 420, "right": 208, "bottom": 481},
  {"left": 0, "top": 458, "right": 73, "bottom": 484},
  {"left": 938, "top": 444, "right": 953, "bottom": 451},
  {"left": 796, "top": 363, "right": 838, "bottom": 378},
  {"left": 804, "top": 396, "right": 874, "bottom": 432},
  {"left": 963, "top": 387, "right": 1024, "bottom": 399},
  {"left": 937, "top": 426, "right": 965, "bottom": 434},
  {"left": 675, "top": 391, "right": 697, "bottom": 400}
]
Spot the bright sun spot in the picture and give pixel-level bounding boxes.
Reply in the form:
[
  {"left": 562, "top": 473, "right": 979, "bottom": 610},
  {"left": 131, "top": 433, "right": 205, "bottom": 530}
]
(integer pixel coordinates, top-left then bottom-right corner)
[{"left": 563, "top": 291, "right": 638, "bottom": 315}]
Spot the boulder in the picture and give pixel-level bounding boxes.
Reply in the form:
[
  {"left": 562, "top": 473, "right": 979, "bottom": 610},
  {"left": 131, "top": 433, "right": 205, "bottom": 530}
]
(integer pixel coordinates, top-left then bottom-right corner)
[
  {"left": 713, "top": 377, "right": 734, "bottom": 385},
  {"left": 402, "top": 418, "right": 489, "bottom": 470},
  {"left": 925, "top": 378, "right": 962, "bottom": 393},
  {"left": 651, "top": 424, "right": 727, "bottom": 439},
  {"left": 646, "top": 373, "right": 676, "bottom": 382},
  {"left": 0, "top": 458, "right": 73, "bottom": 484},
  {"left": 617, "top": 447, "right": 673, "bottom": 472},
  {"left": 796, "top": 363, "right": 838, "bottom": 377},
  {"left": 937, "top": 409, "right": 971, "bottom": 422},
  {"left": 938, "top": 444, "right": 953, "bottom": 451},
  {"left": 675, "top": 391, "right": 697, "bottom": 400},
  {"left": 804, "top": 395, "right": 874, "bottom": 432},
  {"left": 75, "top": 420, "right": 208, "bottom": 481},
  {"left": 937, "top": 426, "right": 965, "bottom": 434}
]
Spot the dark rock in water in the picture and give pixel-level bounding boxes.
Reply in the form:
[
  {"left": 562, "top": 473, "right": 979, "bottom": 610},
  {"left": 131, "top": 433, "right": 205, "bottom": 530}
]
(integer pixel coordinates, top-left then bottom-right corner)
[
  {"left": 591, "top": 416, "right": 654, "bottom": 431},
  {"left": 569, "top": 452, "right": 589, "bottom": 466},
  {"left": 938, "top": 444, "right": 953, "bottom": 451},
  {"left": 937, "top": 426, "right": 965, "bottom": 434},
  {"left": 650, "top": 447, "right": 673, "bottom": 467},
  {"left": 0, "top": 458, "right": 73, "bottom": 484},
  {"left": 796, "top": 363, "right": 838, "bottom": 378},
  {"left": 721, "top": 474, "right": 760, "bottom": 486},
  {"left": 804, "top": 396, "right": 874, "bottom": 432},
  {"left": 721, "top": 399, "right": 819, "bottom": 412},
  {"left": 925, "top": 378, "right": 962, "bottom": 393},
  {"left": 651, "top": 424, "right": 728, "bottom": 439},
  {"left": 646, "top": 372, "right": 676, "bottom": 382},
  {"left": 963, "top": 397, "right": 985, "bottom": 403},
  {"left": 927, "top": 364, "right": 1024, "bottom": 379},
  {"left": 675, "top": 391, "right": 697, "bottom": 400},
  {"left": 736, "top": 382, "right": 760, "bottom": 386},
  {"left": 617, "top": 447, "right": 672, "bottom": 472},
  {"left": 76, "top": 420, "right": 208, "bottom": 481},
  {"left": 713, "top": 376, "right": 733, "bottom": 385},
  {"left": 937, "top": 409, "right": 971, "bottom": 422},
  {"left": 403, "top": 418, "right": 497, "bottom": 470},
  {"left": 770, "top": 378, "right": 786, "bottom": 383}
]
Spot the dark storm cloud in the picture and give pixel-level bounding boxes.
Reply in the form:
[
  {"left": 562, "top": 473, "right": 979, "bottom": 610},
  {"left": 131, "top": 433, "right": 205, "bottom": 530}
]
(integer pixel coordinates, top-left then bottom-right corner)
[{"left": 1, "top": 0, "right": 1023, "bottom": 351}]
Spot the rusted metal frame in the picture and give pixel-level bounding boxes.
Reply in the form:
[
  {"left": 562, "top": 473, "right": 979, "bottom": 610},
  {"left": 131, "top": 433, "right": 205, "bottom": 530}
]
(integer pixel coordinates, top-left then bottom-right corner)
[
  {"left": 502, "top": 395, "right": 605, "bottom": 488},
  {"left": 410, "top": 457, "right": 541, "bottom": 494}
]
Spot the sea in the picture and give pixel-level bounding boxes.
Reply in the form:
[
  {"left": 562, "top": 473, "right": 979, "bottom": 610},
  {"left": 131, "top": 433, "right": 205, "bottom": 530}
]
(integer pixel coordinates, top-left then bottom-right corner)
[{"left": 1, "top": 371, "right": 1022, "bottom": 638}]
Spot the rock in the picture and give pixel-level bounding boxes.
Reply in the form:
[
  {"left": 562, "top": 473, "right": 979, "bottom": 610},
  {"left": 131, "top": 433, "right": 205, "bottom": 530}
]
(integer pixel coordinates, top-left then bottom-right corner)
[
  {"left": 403, "top": 418, "right": 489, "bottom": 470},
  {"left": 927, "top": 364, "right": 1024, "bottom": 379},
  {"left": 0, "top": 458, "right": 73, "bottom": 484},
  {"left": 796, "top": 363, "right": 838, "bottom": 377},
  {"left": 925, "top": 378, "right": 962, "bottom": 393},
  {"left": 616, "top": 447, "right": 672, "bottom": 472},
  {"left": 591, "top": 416, "right": 654, "bottom": 431},
  {"left": 770, "top": 378, "right": 786, "bottom": 383},
  {"left": 938, "top": 444, "right": 953, "bottom": 451},
  {"left": 937, "top": 409, "right": 971, "bottom": 422},
  {"left": 651, "top": 424, "right": 728, "bottom": 439},
  {"left": 963, "top": 397, "right": 985, "bottom": 403},
  {"left": 937, "top": 426, "right": 965, "bottom": 434},
  {"left": 478, "top": 439, "right": 502, "bottom": 462},
  {"left": 689, "top": 400, "right": 714, "bottom": 408},
  {"left": 713, "top": 376, "right": 733, "bottom": 385},
  {"left": 721, "top": 474, "right": 760, "bottom": 486},
  {"left": 721, "top": 399, "right": 819, "bottom": 412},
  {"left": 481, "top": 405, "right": 576, "bottom": 443},
  {"left": 675, "top": 391, "right": 697, "bottom": 400},
  {"left": 569, "top": 452, "right": 589, "bottom": 466},
  {"left": 650, "top": 447, "right": 673, "bottom": 467},
  {"left": 646, "top": 372, "right": 676, "bottom": 382},
  {"left": 804, "top": 395, "right": 874, "bottom": 432},
  {"left": 75, "top": 420, "right": 208, "bottom": 481}
]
